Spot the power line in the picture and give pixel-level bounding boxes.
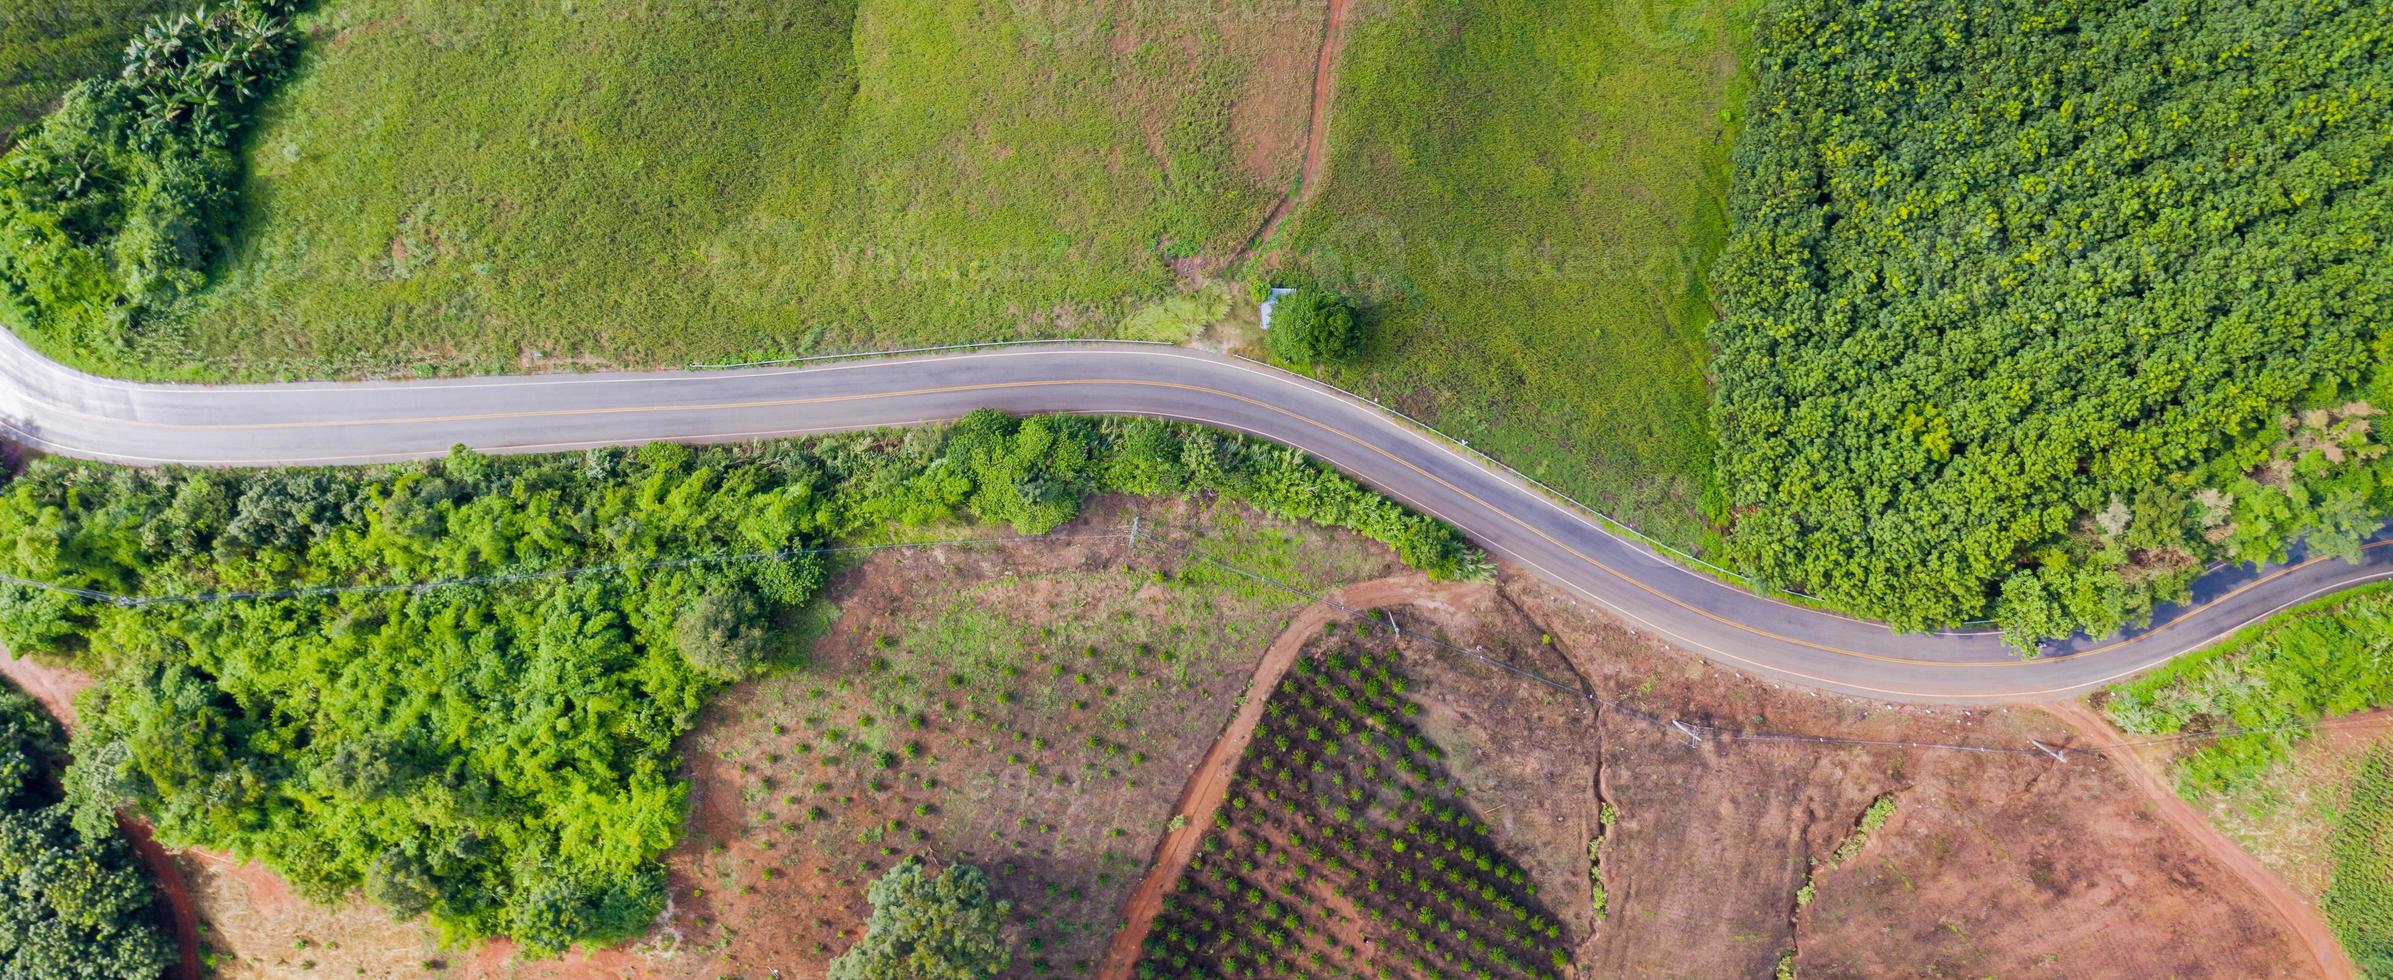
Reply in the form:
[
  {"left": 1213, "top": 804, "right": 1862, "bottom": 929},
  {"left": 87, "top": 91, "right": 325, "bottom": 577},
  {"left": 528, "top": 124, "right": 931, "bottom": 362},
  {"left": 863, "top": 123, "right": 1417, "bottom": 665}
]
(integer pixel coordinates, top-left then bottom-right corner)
[
  {"left": 4, "top": 513, "right": 2379, "bottom": 760},
  {"left": 0, "top": 531, "right": 1132, "bottom": 608}
]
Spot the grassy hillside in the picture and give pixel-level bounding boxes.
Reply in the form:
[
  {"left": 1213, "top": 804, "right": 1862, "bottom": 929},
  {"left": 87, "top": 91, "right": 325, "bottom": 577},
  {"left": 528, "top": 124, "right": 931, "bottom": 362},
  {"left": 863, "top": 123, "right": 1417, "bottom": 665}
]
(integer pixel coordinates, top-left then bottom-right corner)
[
  {"left": 152, "top": 0, "right": 1313, "bottom": 377},
  {"left": 1266, "top": 0, "right": 1751, "bottom": 546},
  {"left": 3, "top": 0, "right": 1749, "bottom": 550},
  {"left": 1, "top": 0, "right": 180, "bottom": 147}
]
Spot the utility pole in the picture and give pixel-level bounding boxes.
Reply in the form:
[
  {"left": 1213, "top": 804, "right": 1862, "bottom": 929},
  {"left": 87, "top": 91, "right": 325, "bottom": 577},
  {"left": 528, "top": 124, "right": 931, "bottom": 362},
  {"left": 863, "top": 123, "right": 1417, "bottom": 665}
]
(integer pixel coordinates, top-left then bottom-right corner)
[
  {"left": 2027, "top": 738, "right": 2068, "bottom": 763},
  {"left": 1670, "top": 719, "right": 1704, "bottom": 747}
]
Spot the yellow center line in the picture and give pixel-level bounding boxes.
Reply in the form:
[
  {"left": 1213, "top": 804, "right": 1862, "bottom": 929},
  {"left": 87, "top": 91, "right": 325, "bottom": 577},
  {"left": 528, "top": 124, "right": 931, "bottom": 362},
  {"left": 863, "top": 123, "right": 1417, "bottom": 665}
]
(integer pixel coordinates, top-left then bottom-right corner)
[{"left": 64, "top": 376, "right": 2378, "bottom": 673}]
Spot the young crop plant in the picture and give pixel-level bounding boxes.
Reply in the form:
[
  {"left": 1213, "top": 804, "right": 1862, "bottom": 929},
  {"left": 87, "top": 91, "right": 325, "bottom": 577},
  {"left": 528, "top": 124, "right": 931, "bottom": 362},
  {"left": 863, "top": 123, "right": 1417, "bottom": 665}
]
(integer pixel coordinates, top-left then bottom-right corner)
[
  {"left": 1136, "top": 645, "right": 1569, "bottom": 978},
  {"left": 0, "top": 413, "right": 1482, "bottom": 956}
]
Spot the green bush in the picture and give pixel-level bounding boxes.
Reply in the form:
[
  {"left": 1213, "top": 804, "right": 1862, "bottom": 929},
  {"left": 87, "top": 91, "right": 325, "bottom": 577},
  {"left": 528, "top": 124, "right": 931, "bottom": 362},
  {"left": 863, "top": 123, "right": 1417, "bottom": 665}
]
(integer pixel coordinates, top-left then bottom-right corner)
[
  {"left": 1711, "top": 0, "right": 2393, "bottom": 642},
  {"left": 0, "top": 681, "right": 174, "bottom": 979},
  {"left": 829, "top": 857, "right": 1010, "bottom": 980},
  {"left": 0, "top": 415, "right": 1481, "bottom": 954},
  {"left": 0, "top": 0, "right": 298, "bottom": 368},
  {"left": 2106, "top": 586, "right": 2393, "bottom": 796},
  {"left": 1265, "top": 286, "right": 1361, "bottom": 366}
]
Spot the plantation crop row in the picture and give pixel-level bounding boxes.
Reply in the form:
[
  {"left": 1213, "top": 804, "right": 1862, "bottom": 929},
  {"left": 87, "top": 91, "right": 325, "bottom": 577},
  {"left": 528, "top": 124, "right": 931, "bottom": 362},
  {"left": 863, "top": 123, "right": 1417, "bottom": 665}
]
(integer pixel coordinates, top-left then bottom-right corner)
[
  {"left": 1712, "top": 0, "right": 2393, "bottom": 645},
  {"left": 1138, "top": 647, "right": 1567, "bottom": 978}
]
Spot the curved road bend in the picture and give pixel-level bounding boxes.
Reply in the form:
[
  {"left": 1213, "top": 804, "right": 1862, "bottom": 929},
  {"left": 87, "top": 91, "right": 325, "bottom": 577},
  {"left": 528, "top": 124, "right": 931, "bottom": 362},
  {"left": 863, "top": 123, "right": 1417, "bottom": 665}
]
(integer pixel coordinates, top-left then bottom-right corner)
[{"left": 1, "top": 330, "right": 2385, "bottom": 703}]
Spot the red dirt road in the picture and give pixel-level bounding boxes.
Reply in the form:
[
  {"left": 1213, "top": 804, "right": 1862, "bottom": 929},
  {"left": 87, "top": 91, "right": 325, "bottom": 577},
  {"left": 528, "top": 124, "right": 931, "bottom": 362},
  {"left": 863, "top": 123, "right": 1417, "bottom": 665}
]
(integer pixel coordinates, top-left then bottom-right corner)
[
  {"left": 1, "top": 653, "right": 207, "bottom": 980},
  {"left": 1095, "top": 574, "right": 1487, "bottom": 979},
  {"left": 2042, "top": 700, "right": 2357, "bottom": 979}
]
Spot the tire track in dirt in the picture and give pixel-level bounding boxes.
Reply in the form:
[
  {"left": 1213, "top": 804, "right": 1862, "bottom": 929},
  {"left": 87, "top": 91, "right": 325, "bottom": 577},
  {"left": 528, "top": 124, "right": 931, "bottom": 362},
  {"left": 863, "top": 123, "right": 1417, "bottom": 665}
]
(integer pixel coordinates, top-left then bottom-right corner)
[
  {"left": 2042, "top": 700, "right": 2356, "bottom": 979},
  {"left": 1225, "top": 0, "right": 1351, "bottom": 270},
  {"left": 0, "top": 652, "right": 207, "bottom": 980},
  {"left": 1095, "top": 574, "right": 1485, "bottom": 979}
]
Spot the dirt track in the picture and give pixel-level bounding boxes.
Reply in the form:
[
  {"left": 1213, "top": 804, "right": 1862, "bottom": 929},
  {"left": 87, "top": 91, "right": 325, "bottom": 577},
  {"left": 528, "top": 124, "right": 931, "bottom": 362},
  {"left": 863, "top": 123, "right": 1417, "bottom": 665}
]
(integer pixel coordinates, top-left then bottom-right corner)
[
  {"left": 2042, "top": 700, "right": 2356, "bottom": 979},
  {"left": 1226, "top": 0, "right": 1349, "bottom": 266},
  {"left": 1094, "top": 574, "right": 1483, "bottom": 978}
]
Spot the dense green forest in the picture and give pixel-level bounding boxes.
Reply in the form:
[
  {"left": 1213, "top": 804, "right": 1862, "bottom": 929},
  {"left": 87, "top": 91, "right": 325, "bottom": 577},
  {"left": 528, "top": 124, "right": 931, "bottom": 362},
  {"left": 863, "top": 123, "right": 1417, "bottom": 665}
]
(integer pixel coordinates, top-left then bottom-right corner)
[
  {"left": 0, "top": 681, "right": 175, "bottom": 978},
  {"left": 0, "top": 1, "right": 181, "bottom": 147},
  {"left": 1711, "top": 0, "right": 2392, "bottom": 642},
  {"left": 0, "top": 413, "right": 1479, "bottom": 954}
]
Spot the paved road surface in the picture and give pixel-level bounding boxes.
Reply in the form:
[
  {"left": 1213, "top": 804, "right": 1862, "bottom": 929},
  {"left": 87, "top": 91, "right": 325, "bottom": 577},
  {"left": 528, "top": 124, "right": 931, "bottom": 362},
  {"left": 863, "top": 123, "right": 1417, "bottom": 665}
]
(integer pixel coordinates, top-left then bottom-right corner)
[{"left": 2, "top": 330, "right": 2382, "bottom": 702}]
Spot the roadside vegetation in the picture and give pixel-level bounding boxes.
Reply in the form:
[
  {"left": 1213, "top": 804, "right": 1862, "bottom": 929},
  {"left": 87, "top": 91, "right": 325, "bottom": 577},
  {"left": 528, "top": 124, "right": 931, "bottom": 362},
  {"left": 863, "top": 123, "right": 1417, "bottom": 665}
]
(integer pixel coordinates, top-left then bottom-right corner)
[
  {"left": 1265, "top": 0, "right": 1749, "bottom": 545},
  {"left": 2106, "top": 585, "right": 2393, "bottom": 974},
  {"left": 1262, "top": 285, "right": 1361, "bottom": 368},
  {"left": 0, "top": 412, "right": 1478, "bottom": 955},
  {"left": 0, "top": 679, "right": 175, "bottom": 978},
  {"left": 1711, "top": 0, "right": 2393, "bottom": 643},
  {"left": 1137, "top": 644, "right": 1570, "bottom": 977},
  {"left": 0, "top": 0, "right": 301, "bottom": 374},
  {"left": 0, "top": 0, "right": 180, "bottom": 147},
  {"left": 2106, "top": 585, "right": 2393, "bottom": 795}
]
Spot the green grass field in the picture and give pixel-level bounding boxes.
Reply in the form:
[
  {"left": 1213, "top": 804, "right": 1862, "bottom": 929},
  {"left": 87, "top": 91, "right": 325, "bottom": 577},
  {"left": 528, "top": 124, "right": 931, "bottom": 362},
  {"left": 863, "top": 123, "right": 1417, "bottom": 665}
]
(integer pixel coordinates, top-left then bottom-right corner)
[
  {"left": 167, "top": 0, "right": 1312, "bottom": 377},
  {"left": 1266, "top": 0, "right": 1752, "bottom": 545},
  {"left": 0, "top": 0, "right": 179, "bottom": 147},
  {"left": 38, "top": 0, "right": 1747, "bottom": 548}
]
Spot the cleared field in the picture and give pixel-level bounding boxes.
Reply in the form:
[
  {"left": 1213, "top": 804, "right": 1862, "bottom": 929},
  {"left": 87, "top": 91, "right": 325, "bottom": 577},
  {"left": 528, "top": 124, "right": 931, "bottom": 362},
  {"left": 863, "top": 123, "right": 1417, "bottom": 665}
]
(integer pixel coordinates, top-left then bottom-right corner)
[
  {"left": 1264, "top": 0, "right": 1751, "bottom": 545},
  {"left": 168, "top": 0, "right": 1316, "bottom": 377}
]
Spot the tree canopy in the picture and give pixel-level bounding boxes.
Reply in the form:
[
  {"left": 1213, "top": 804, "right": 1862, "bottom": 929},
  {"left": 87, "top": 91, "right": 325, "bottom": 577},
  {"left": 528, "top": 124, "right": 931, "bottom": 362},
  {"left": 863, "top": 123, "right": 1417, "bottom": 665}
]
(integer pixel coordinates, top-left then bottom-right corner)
[
  {"left": 0, "top": 682, "right": 173, "bottom": 979},
  {"left": 828, "top": 857, "right": 1011, "bottom": 980},
  {"left": 1266, "top": 286, "right": 1363, "bottom": 365},
  {"left": 1710, "top": 0, "right": 2392, "bottom": 644},
  {"left": 0, "top": 414, "right": 1481, "bottom": 955}
]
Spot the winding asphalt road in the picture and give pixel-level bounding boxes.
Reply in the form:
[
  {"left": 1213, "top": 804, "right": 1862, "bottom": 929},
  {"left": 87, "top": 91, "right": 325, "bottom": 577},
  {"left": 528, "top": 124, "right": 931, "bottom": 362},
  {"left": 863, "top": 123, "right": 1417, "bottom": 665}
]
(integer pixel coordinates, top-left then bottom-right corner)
[{"left": 2, "top": 328, "right": 2383, "bottom": 703}]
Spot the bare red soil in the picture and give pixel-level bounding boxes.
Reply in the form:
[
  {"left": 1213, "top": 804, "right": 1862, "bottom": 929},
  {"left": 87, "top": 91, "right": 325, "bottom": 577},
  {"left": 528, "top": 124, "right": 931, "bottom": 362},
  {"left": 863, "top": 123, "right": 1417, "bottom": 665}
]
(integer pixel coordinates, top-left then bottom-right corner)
[{"left": 2043, "top": 700, "right": 2358, "bottom": 979}]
